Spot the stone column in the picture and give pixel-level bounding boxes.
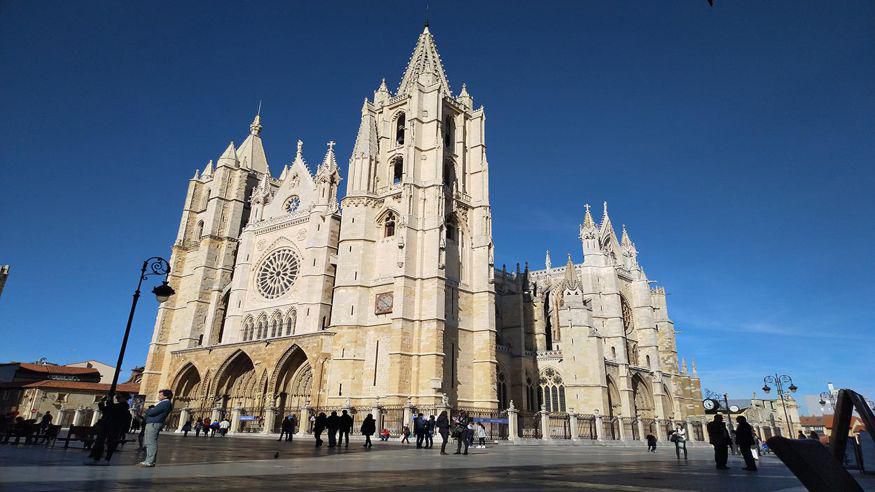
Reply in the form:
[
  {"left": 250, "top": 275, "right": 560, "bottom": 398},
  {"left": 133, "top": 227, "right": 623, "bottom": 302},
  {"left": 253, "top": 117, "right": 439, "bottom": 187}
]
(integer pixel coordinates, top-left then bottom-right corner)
[
  {"left": 371, "top": 405, "right": 381, "bottom": 430},
  {"left": 618, "top": 416, "right": 628, "bottom": 440},
  {"left": 637, "top": 419, "right": 646, "bottom": 441},
  {"left": 262, "top": 407, "right": 276, "bottom": 435},
  {"left": 298, "top": 406, "right": 310, "bottom": 436},
  {"left": 211, "top": 406, "right": 222, "bottom": 422},
  {"left": 507, "top": 402, "right": 519, "bottom": 442},
  {"left": 594, "top": 412, "right": 604, "bottom": 441},
  {"left": 90, "top": 409, "right": 101, "bottom": 426},
  {"left": 402, "top": 398, "right": 414, "bottom": 429},
  {"left": 539, "top": 406, "right": 549, "bottom": 440},
  {"left": 569, "top": 411, "right": 579, "bottom": 442},
  {"left": 229, "top": 407, "right": 242, "bottom": 434},
  {"left": 656, "top": 419, "right": 666, "bottom": 441},
  {"left": 177, "top": 408, "right": 191, "bottom": 432},
  {"left": 72, "top": 407, "right": 84, "bottom": 427}
]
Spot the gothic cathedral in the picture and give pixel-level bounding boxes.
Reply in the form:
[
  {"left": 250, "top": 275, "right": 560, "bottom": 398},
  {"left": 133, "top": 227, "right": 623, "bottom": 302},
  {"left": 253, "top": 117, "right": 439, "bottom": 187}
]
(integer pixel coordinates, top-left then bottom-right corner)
[{"left": 141, "top": 26, "right": 703, "bottom": 436}]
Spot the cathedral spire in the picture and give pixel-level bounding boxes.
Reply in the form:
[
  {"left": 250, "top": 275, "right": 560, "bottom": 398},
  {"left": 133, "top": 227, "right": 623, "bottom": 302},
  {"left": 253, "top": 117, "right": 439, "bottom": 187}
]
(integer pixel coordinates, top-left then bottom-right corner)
[
  {"left": 564, "top": 253, "right": 580, "bottom": 290},
  {"left": 397, "top": 25, "right": 451, "bottom": 96},
  {"left": 545, "top": 250, "right": 552, "bottom": 270},
  {"left": 237, "top": 109, "right": 269, "bottom": 174},
  {"left": 217, "top": 142, "right": 237, "bottom": 168},
  {"left": 320, "top": 140, "right": 338, "bottom": 171},
  {"left": 582, "top": 203, "right": 596, "bottom": 232}
]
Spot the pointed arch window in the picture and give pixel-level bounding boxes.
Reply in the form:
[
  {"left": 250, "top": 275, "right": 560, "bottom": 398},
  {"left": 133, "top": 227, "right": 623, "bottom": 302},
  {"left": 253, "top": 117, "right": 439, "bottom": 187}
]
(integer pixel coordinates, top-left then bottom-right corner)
[
  {"left": 285, "top": 309, "right": 297, "bottom": 336},
  {"left": 497, "top": 372, "right": 508, "bottom": 410},
  {"left": 395, "top": 113, "right": 405, "bottom": 145},
  {"left": 391, "top": 157, "right": 403, "bottom": 185},
  {"left": 444, "top": 115, "right": 454, "bottom": 151},
  {"left": 539, "top": 368, "right": 566, "bottom": 413},
  {"left": 195, "top": 220, "right": 204, "bottom": 239},
  {"left": 384, "top": 212, "right": 396, "bottom": 238}
]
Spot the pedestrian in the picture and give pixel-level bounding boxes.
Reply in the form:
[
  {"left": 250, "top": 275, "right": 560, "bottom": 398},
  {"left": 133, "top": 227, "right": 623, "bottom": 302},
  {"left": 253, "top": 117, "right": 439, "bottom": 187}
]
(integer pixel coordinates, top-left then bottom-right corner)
[
  {"left": 466, "top": 420, "right": 475, "bottom": 449},
  {"left": 314, "top": 412, "right": 327, "bottom": 447},
  {"left": 360, "top": 413, "right": 376, "bottom": 448},
  {"left": 426, "top": 415, "right": 435, "bottom": 449},
  {"left": 38, "top": 412, "right": 53, "bottom": 434},
  {"left": 140, "top": 389, "right": 173, "bottom": 467},
  {"left": 436, "top": 410, "right": 450, "bottom": 455},
  {"left": 477, "top": 422, "right": 487, "bottom": 448},
  {"left": 181, "top": 420, "right": 192, "bottom": 437},
  {"left": 672, "top": 424, "right": 688, "bottom": 460},
  {"left": 202, "top": 418, "right": 211, "bottom": 438},
  {"left": 339, "top": 409, "right": 353, "bottom": 448},
  {"left": 414, "top": 413, "right": 425, "bottom": 448},
  {"left": 194, "top": 419, "right": 203, "bottom": 437},
  {"left": 210, "top": 419, "right": 220, "bottom": 437},
  {"left": 808, "top": 431, "right": 820, "bottom": 441},
  {"left": 401, "top": 425, "right": 411, "bottom": 444},
  {"left": 279, "top": 416, "right": 293, "bottom": 442},
  {"left": 646, "top": 433, "right": 657, "bottom": 452},
  {"left": 453, "top": 415, "right": 470, "bottom": 455},
  {"left": 735, "top": 416, "right": 758, "bottom": 471},
  {"left": 326, "top": 411, "right": 339, "bottom": 448},
  {"left": 379, "top": 428, "right": 390, "bottom": 441},
  {"left": 219, "top": 418, "right": 230, "bottom": 436},
  {"left": 88, "top": 393, "right": 131, "bottom": 464},
  {"left": 706, "top": 414, "right": 731, "bottom": 470}
]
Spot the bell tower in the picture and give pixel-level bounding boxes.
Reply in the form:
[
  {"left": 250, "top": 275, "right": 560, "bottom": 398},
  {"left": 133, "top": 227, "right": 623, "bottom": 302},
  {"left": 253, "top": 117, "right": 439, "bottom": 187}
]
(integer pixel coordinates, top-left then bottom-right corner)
[{"left": 329, "top": 25, "right": 497, "bottom": 409}]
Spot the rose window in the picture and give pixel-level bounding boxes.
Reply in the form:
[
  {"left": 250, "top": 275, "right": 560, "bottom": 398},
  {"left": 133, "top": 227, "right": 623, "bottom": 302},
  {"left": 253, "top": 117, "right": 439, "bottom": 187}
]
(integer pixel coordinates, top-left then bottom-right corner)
[
  {"left": 256, "top": 248, "right": 300, "bottom": 299},
  {"left": 285, "top": 195, "right": 301, "bottom": 213}
]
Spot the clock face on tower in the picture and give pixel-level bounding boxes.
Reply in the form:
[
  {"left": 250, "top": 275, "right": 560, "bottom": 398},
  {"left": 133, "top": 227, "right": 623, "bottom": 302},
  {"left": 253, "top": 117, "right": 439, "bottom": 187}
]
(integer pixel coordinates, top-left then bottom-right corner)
[
  {"left": 703, "top": 399, "right": 716, "bottom": 411},
  {"left": 375, "top": 292, "right": 394, "bottom": 315}
]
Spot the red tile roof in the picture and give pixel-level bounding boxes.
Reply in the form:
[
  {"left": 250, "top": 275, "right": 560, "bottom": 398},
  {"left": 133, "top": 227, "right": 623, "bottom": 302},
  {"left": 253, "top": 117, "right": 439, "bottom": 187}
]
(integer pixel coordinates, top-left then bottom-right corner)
[{"left": 15, "top": 363, "right": 100, "bottom": 376}]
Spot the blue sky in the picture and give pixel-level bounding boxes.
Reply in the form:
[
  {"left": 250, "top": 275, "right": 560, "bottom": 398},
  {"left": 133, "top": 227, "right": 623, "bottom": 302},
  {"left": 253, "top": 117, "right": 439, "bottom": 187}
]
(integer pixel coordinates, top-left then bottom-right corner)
[{"left": 1, "top": 1, "right": 873, "bottom": 411}]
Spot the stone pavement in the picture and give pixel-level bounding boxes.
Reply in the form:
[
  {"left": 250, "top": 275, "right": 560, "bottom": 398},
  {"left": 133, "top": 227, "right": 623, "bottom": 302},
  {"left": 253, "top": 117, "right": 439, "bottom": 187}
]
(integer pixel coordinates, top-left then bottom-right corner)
[{"left": 1, "top": 433, "right": 872, "bottom": 491}]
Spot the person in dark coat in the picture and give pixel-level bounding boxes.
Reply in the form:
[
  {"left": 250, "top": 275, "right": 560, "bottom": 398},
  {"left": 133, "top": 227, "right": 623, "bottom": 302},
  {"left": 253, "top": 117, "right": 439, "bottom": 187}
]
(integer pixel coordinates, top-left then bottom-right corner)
[
  {"left": 314, "top": 412, "right": 327, "bottom": 447},
  {"left": 181, "top": 420, "right": 192, "bottom": 437},
  {"left": 360, "top": 413, "right": 376, "bottom": 448},
  {"left": 279, "top": 416, "right": 293, "bottom": 442},
  {"left": 88, "top": 393, "right": 131, "bottom": 463},
  {"left": 414, "top": 413, "right": 426, "bottom": 448},
  {"left": 339, "top": 410, "right": 353, "bottom": 448},
  {"left": 289, "top": 415, "right": 297, "bottom": 441},
  {"left": 425, "top": 415, "right": 435, "bottom": 449},
  {"left": 646, "top": 433, "right": 657, "bottom": 452},
  {"left": 453, "top": 413, "right": 470, "bottom": 456},
  {"left": 326, "top": 411, "right": 339, "bottom": 448},
  {"left": 436, "top": 411, "right": 450, "bottom": 455},
  {"left": 734, "top": 416, "right": 758, "bottom": 471},
  {"left": 707, "top": 414, "right": 731, "bottom": 469}
]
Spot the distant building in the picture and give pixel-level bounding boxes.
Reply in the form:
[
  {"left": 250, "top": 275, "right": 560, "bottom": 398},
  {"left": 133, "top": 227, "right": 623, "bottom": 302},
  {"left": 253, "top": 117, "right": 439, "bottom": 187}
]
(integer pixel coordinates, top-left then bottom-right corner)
[
  {"left": 724, "top": 393, "right": 802, "bottom": 439},
  {"left": 800, "top": 414, "right": 867, "bottom": 441},
  {"left": 66, "top": 360, "right": 115, "bottom": 384},
  {"left": 0, "top": 265, "right": 8, "bottom": 299},
  {"left": 0, "top": 361, "right": 139, "bottom": 428}
]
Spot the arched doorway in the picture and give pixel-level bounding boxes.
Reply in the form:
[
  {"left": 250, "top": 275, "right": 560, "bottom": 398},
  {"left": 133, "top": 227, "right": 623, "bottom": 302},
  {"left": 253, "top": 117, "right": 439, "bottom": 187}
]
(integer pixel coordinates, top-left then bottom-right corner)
[
  {"left": 172, "top": 363, "right": 202, "bottom": 407},
  {"left": 272, "top": 345, "right": 312, "bottom": 431},
  {"left": 631, "top": 373, "right": 655, "bottom": 440},
  {"left": 214, "top": 350, "right": 258, "bottom": 415},
  {"left": 606, "top": 376, "right": 622, "bottom": 439}
]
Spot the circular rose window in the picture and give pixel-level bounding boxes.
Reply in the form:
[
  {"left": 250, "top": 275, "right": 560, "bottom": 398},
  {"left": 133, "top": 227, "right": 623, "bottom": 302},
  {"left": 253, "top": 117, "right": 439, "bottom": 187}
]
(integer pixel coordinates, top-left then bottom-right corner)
[{"left": 256, "top": 248, "right": 300, "bottom": 299}]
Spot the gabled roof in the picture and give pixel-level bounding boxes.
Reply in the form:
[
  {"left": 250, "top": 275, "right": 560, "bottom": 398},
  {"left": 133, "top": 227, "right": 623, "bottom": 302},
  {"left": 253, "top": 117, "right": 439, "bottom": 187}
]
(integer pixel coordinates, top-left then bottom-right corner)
[
  {"left": 397, "top": 26, "right": 451, "bottom": 96},
  {"left": 12, "top": 363, "right": 100, "bottom": 376}
]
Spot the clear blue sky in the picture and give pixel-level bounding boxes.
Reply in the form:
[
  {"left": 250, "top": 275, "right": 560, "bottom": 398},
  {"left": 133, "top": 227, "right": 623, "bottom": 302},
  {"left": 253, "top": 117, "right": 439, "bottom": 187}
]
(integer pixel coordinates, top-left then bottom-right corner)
[{"left": 1, "top": 1, "right": 873, "bottom": 411}]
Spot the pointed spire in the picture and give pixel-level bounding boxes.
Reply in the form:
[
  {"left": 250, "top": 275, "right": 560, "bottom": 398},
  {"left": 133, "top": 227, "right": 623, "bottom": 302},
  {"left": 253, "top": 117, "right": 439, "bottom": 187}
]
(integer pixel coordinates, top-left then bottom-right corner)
[
  {"left": 193, "top": 168, "right": 200, "bottom": 180},
  {"left": 545, "top": 250, "right": 552, "bottom": 270},
  {"left": 458, "top": 83, "right": 473, "bottom": 109},
  {"left": 279, "top": 164, "right": 289, "bottom": 181},
  {"left": 681, "top": 358, "right": 688, "bottom": 374},
  {"left": 564, "top": 253, "right": 580, "bottom": 290},
  {"left": 691, "top": 359, "right": 698, "bottom": 377},
  {"left": 237, "top": 110, "right": 268, "bottom": 173},
  {"left": 621, "top": 225, "right": 631, "bottom": 247},
  {"left": 321, "top": 140, "right": 338, "bottom": 171},
  {"left": 251, "top": 171, "right": 273, "bottom": 205},
  {"left": 250, "top": 113, "right": 262, "bottom": 136},
  {"left": 218, "top": 142, "right": 236, "bottom": 162},
  {"left": 352, "top": 108, "right": 378, "bottom": 159},
  {"left": 397, "top": 25, "right": 451, "bottom": 96},
  {"left": 583, "top": 203, "right": 596, "bottom": 230},
  {"left": 600, "top": 201, "right": 616, "bottom": 238},
  {"left": 203, "top": 159, "right": 215, "bottom": 176}
]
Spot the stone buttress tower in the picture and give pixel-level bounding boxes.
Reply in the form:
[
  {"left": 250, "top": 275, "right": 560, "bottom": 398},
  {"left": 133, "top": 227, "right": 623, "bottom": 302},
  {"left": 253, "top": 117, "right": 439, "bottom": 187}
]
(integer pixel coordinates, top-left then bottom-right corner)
[
  {"left": 327, "top": 26, "right": 496, "bottom": 409},
  {"left": 140, "top": 115, "right": 268, "bottom": 399}
]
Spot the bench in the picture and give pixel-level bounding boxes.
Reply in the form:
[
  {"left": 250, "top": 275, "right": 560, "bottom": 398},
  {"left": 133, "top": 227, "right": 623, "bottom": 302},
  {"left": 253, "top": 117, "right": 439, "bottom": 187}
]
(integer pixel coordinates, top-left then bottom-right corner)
[{"left": 53, "top": 425, "right": 97, "bottom": 449}]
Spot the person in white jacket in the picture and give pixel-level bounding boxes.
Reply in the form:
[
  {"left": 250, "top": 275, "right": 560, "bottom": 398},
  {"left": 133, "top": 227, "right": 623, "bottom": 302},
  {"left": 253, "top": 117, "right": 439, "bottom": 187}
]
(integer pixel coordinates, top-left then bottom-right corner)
[
  {"left": 672, "top": 424, "right": 688, "bottom": 459},
  {"left": 476, "top": 423, "right": 488, "bottom": 448}
]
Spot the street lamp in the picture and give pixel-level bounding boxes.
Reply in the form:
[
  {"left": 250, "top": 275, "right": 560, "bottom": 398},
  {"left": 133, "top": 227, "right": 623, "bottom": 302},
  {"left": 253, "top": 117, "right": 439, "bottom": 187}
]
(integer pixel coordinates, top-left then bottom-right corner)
[{"left": 762, "top": 373, "right": 797, "bottom": 436}]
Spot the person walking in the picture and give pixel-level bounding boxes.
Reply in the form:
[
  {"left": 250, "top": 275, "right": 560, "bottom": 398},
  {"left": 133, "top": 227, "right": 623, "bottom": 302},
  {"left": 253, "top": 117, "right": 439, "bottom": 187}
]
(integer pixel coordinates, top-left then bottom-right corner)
[
  {"left": 194, "top": 419, "right": 203, "bottom": 437},
  {"left": 425, "top": 415, "right": 435, "bottom": 449},
  {"left": 646, "top": 433, "right": 657, "bottom": 452},
  {"left": 707, "top": 414, "right": 731, "bottom": 470},
  {"left": 414, "top": 413, "right": 426, "bottom": 448},
  {"left": 279, "top": 416, "right": 292, "bottom": 442},
  {"left": 797, "top": 430, "right": 806, "bottom": 440},
  {"left": 476, "top": 422, "right": 487, "bottom": 448},
  {"left": 360, "top": 413, "right": 376, "bottom": 448},
  {"left": 339, "top": 410, "right": 353, "bottom": 448},
  {"left": 326, "top": 411, "right": 340, "bottom": 448},
  {"left": 219, "top": 418, "right": 230, "bottom": 436},
  {"left": 288, "top": 415, "right": 297, "bottom": 441},
  {"left": 202, "top": 418, "right": 211, "bottom": 438},
  {"left": 209, "top": 419, "right": 220, "bottom": 437},
  {"left": 436, "top": 411, "right": 450, "bottom": 455},
  {"left": 401, "top": 425, "right": 411, "bottom": 444},
  {"left": 735, "top": 416, "right": 758, "bottom": 471},
  {"left": 140, "top": 389, "right": 173, "bottom": 467},
  {"left": 314, "top": 412, "right": 327, "bottom": 447},
  {"left": 672, "top": 424, "right": 688, "bottom": 460},
  {"left": 88, "top": 393, "right": 131, "bottom": 464},
  {"left": 181, "top": 420, "right": 192, "bottom": 437}
]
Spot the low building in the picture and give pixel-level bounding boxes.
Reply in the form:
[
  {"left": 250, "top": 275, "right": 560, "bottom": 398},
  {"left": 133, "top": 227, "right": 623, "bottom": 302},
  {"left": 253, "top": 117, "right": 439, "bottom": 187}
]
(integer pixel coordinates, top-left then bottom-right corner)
[
  {"left": 65, "top": 360, "right": 115, "bottom": 384},
  {"left": 0, "top": 361, "right": 139, "bottom": 428},
  {"left": 721, "top": 393, "right": 802, "bottom": 440},
  {"left": 800, "top": 414, "right": 867, "bottom": 441}
]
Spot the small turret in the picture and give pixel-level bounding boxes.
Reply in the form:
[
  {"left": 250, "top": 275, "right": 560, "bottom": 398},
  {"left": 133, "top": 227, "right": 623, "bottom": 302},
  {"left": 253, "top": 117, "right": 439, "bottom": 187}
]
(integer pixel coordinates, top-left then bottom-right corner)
[
  {"left": 217, "top": 142, "right": 238, "bottom": 169},
  {"left": 373, "top": 78, "right": 390, "bottom": 105},
  {"left": 580, "top": 203, "right": 603, "bottom": 265},
  {"left": 458, "top": 83, "right": 473, "bottom": 109},
  {"left": 545, "top": 250, "right": 552, "bottom": 270},
  {"left": 620, "top": 224, "right": 639, "bottom": 271}
]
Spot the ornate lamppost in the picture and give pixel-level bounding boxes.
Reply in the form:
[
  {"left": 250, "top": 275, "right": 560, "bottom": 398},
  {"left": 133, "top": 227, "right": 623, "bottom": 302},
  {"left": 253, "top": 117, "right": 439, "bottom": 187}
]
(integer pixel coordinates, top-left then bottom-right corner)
[{"left": 762, "top": 374, "right": 798, "bottom": 437}]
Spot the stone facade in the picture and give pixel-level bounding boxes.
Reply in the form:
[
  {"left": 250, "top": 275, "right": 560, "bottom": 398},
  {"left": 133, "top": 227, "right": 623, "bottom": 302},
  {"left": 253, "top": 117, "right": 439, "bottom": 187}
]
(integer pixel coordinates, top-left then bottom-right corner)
[{"left": 140, "top": 26, "right": 703, "bottom": 436}]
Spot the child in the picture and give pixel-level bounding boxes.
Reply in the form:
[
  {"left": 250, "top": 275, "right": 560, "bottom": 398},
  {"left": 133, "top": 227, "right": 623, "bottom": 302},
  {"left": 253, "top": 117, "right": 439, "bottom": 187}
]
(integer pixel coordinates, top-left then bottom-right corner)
[{"left": 476, "top": 422, "right": 487, "bottom": 448}]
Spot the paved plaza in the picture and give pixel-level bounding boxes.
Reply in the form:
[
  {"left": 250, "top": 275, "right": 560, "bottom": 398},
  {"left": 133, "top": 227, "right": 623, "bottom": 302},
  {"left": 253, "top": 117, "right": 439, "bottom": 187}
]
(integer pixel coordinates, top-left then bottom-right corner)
[{"left": 5, "top": 433, "right": 871, "bottom": 491}]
